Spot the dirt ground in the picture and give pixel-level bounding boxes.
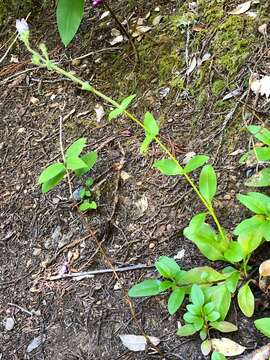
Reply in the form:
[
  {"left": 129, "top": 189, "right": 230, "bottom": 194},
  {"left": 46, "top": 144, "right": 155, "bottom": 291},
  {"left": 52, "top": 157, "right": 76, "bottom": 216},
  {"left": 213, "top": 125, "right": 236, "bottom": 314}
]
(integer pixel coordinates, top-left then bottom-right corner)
[{"left": 1, "top": 1, "right": 270, "bottom": 359}]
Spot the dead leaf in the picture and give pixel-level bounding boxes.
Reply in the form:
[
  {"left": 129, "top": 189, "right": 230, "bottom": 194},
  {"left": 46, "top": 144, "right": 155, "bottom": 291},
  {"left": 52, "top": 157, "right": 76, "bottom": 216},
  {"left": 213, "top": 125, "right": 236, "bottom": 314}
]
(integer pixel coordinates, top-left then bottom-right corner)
[
  {"left": 186, "top": 57, "right": 197, "bottom": 75},
  {"left": 249, "top": 73, "right": 261, "bottom": 93},
  {"left": 174, "top": 249, "right": 185, "bottom": 260},
  {"left": 111, "top": 28, "right": 121, "bottom": 37},
  {"left": 210, "top": 338, "right": 246, "bottom": 356},
  {"left": 222, "top": 88, "right": 241, "bottom": 100},
  {"left": 259, "top": 260, "right": 270, "bottom": 277},
  {"left": 228, "top": 1, "right": 251, "bottom": 15},
  {"left": 94, "top": 104, "right": 105, "bottom": 123},
  {"left": 246, "top": 11, "right": 257, "bottom": 18},
  {"left": 152, "top": 15, "right": 163, "bottom": 26},
  {"left": 119, "top": 334, "right": 160, "bottom": 351},
  {"left": 27, "top": 335, "right": 46, "bottom": 353},
  {"left": 183, "top": 151, "right": 196, "bottom": 164},
  {"left": 258, "top": 76, "right": 270, "bottom": 98},
  {"left": 135, "top": 195, "right": 148, "bottom": 215},
  {"left": 132, "top": 26, "right": 151, "bottom": 38},
  {"left": 120, "top": 171, "right": 131, "bottom": 181},
  {"left": 100, "top": 11, "right": 110, "bottom": 19},
  {"left": 259, "top": 23, "right": 268, "bottom": 35},
  {"left": 110, "top": 35, "right": 124, "bottom": 46},
  {"left": 192, "top": 23, "right": 206, "bottom": 32},
  {"left": 229, "top": 148, "right": 244, "bottom": 156}
]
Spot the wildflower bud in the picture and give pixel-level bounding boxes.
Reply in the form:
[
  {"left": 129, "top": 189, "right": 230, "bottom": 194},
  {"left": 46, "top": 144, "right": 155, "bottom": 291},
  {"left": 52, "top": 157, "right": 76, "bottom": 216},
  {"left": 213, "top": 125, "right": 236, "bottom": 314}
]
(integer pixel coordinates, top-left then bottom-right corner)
[{"left": 16, "top": 19, "right": 29, "bottom": 44}]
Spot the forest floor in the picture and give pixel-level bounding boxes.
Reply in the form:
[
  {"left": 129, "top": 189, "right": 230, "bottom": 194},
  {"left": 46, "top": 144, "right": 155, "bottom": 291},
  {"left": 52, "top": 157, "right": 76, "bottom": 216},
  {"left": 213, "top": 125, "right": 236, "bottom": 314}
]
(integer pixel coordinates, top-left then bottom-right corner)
[{"left": 0, "top": 0, "right": 270, "bottom": 359}]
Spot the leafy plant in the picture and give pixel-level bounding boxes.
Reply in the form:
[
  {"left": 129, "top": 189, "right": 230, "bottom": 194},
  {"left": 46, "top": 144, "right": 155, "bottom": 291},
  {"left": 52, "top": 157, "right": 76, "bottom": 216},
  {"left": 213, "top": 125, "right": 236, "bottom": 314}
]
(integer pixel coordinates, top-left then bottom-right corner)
[
  {"left": 17, "top": 24, "right": 270, "bottom": 355},
  {"left": 240, "top": 125, "right": 270, "bottom": 187},
  {"left": 38, "top": 137, "right": 97, "bottom": 211},
  {"left": 177, "top": 284, "right": 237, "bottom": 341},
  {"left": 254, "top": 318, "right": 270, "bottom": 338}
]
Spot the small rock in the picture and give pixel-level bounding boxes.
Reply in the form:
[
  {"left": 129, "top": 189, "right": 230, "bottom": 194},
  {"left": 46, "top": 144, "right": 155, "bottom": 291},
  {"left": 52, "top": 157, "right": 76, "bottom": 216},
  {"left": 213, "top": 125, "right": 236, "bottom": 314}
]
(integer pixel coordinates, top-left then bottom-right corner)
[
  {"left": 72, "top": 186, "right": 84, "bottom": 202},
  {"left": 71, "top": 59, "right": 81, "bottom": 66},
  {"left": 114, "top": 282, "right": 122, "bottom": 290},
  {"left": 4, "top": 317, "right": 15, "bottom": 331},
  {"left": 223, "top": 194, "right": 231, "bottom": 200},
  {"left": 149, "top": 243, "right": 155, "bottom": 249}
]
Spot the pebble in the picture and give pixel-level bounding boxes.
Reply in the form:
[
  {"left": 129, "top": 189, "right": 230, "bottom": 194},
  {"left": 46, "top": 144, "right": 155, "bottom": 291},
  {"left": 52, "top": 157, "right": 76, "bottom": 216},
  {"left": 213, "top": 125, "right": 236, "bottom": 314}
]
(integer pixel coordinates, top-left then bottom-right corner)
[
  {"left": 223, "top": 194, "right": 231, "bottom": 200},
  {"left": 149, "top": 243, "right": 155, "bottom": 249},
  {"left": 3, "top": 317, "right": 15, "bottom": 331}
]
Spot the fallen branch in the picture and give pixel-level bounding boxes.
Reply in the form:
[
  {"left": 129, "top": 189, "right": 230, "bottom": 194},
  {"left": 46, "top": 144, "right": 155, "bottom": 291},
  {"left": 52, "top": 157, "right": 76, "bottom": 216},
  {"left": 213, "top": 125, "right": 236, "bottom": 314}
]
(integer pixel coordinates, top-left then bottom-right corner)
[
  {"left": 240, "top": 344, "right": 270, "bottom": 360},
  {"left": 48, "top": 263, "right": 155, "bottom": 280}
]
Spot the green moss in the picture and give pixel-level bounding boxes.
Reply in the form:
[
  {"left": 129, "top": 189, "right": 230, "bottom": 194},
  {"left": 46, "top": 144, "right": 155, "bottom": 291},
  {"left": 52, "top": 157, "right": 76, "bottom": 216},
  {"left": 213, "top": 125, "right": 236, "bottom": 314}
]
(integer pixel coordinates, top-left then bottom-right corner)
[
  {"left": 212, "top": 79, "right": 226, "bottom": 96},
  {"left": 213, "top": 16, "right": 256, "bottom": 75}
]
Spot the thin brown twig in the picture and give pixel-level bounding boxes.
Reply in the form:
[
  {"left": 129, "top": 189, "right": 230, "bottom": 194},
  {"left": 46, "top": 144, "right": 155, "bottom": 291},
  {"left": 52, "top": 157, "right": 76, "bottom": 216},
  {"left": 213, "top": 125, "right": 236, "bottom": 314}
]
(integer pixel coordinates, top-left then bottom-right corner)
[{"left": 59, "top": 115, "right": 73, "bottom": 198}]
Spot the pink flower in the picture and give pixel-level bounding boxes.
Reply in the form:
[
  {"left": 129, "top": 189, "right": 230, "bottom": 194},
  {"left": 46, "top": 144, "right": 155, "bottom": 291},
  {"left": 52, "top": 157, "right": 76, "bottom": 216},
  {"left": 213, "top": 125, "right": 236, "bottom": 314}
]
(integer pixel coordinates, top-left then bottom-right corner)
[
  {"left": 16, "top": 18, "right": 29, "bottom": 34},
  {"left": 92, "top": 0, "right": 103, "bottom": 6}
]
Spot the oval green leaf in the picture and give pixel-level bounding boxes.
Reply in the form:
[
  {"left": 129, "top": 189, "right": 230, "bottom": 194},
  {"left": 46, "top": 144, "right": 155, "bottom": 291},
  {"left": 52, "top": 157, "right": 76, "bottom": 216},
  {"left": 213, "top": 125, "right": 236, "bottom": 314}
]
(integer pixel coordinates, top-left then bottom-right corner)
[
  {"left": 254, "top": 318, "right": 270, "bottom": 338},
  {"left": 177, "top": 324, "right": 197, "bottom": 337},
  {"left": 65, "top": 138, "right": 86, "bottom": 159},
  {"left": 153, "top": 159, "right": 183, "bottom": 176},
  {"left": 184, "top": 155, "right": 209, "bottom": 174},
  {"left": 190, "top": 284, "right": 204, "bottom": 306},
  {"left": 210, "top": 321, "right": 238, "bottom": 333},
  {"left": 237, "top": 283, "right": 254, "bottom": 317},
  {"left": 168, "top": 287, "right": 185, "bottom": 315},
  {"left": 38, "top": 162, "right": 65, "bottom": 184},
  {"left": 155, "top": 256, "right": 181, "bottom": 279},
  {"left": 56, "top": 0, "right": 84, "bottom": 47},
  {"left": 128, "top": 279, "right": 162, "bottom": 297},
  {"left": 199, "top": 164, "right": 217, "bottom": 204}
]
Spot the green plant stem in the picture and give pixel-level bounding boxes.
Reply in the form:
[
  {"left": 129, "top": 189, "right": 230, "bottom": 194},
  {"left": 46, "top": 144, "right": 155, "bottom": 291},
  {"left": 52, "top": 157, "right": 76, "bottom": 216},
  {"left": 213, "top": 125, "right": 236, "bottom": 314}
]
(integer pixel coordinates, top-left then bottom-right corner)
[{"left": 25, "top": 44, "right": 226, "bottom": 242}]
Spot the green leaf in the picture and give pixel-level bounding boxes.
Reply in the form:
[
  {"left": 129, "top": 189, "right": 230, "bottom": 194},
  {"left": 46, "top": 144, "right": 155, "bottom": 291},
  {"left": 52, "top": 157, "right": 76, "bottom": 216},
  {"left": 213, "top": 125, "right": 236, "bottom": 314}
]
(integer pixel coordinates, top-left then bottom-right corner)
[
  {"left": 210, "top": 321, "right": 238, "bottom": 333},
  {"left": 56, "top": 0, "right": 84, "bottom": 46},
  {"left": 234, "top": 215, "right": 265, "bottom": 236},
  {"left": 237, "top": 230, "right": 263, "bottom": 257},
  {"left": 193, "top": 317, "right": 204, "bottom": 331},
  {"left": 155, "top": 256, "right": 181, "bottom": 279},
  {"left": 206, "top": 311, "right": 220, "bottom": 322},
  {"left": 261, "top": 220, "right": 270, "bottom": 241},
  {"left": 65, "top": 138, "right": 86, "bottom": 159},
  {"left": 225, "top": 272, "right": 240, "bottom": 293},
  {"left": 200, "top": 329, "right": 208, "bottom": 341},
  {"left": 203, "top": 302, "right": 215, "bottom": 315},
  {"left": 153, "top": 159, "right": 183, "bottom": 176},
  {"left": 237, "top": 192, "right": 270, "bottom": 215},
  {"left": 177, "top": 324, "right": 197, "bottom": 337},
  {"left": 177, "top": 266, "right": 228, "bottom": 286},
  {"left": 79, "top": 200, "right": 97, "bottom": 211},
  {"left": 108, "top": 108, "right": 124, "bottom": 121},
  {"left": 120, "top": 94, "right": 136, "bottom": 109},
  {"left": 211, "top": 352, "right": 227, "bottom": 360},
  {"left": 144, "top": 112, "right": 159, "bottom": 135},
  {"left": 168, "top": 287, "right": 185, "bottom": 315},
  {"left": 237, "top": 283, "right": 254, "bottom": 317},
  {"left": 183, "top": 312, "right": 201, "bottom": 324},
  {"left": 128, "top": 279, "right": 163, "bottom": 297},
  {"left": 85, "top": 177, "right": 94, "bottom": 187},
  {"left": 140, "top": 134, "right": 155, "bottom": 154},
  {"left": 199, "top": 164, "right": 217, "bottom": 204},
  {"left": 41, "top": 172, "right": 65, "bottom": 193},
  {"left": 66, "top": 157, "right": 88, "bottom": 171},
  {"left": 183, "top": 215, "right": 225, "bottom": 262},
  {"left": 245, "top": 168, "right": 270, "bottom": 187},
  {"left": 75, "top": 151, "right": 97, "bottom": 176},
  {"left": 38, "top": 163, "right": 66, "bottom": 184},
  {"left": 204, "top": 285, "right": 231, "bottom": 320},
  {"left": 248, "top": 125, "right": 270, "bottom": 146},
  {"left": 201, "top": 339, "right": 211, "bottom": 355},
  {"left": 190, "top": 284, "right": 205, "bottom": 306},
  {"left": 184, "top": 155, "right": 209, "bottom": 174},
  {"left": 159, "top": 280, "right": 173, "bottom": 292},
  {"left": 186, "top": 304, "right": 202, "bottom": 316},
  {"left": 224, "top": 242, "right": 244, "bottom": 263},
  {"left": 254, "top": 318, "right": 270, "bottom": 338}
]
